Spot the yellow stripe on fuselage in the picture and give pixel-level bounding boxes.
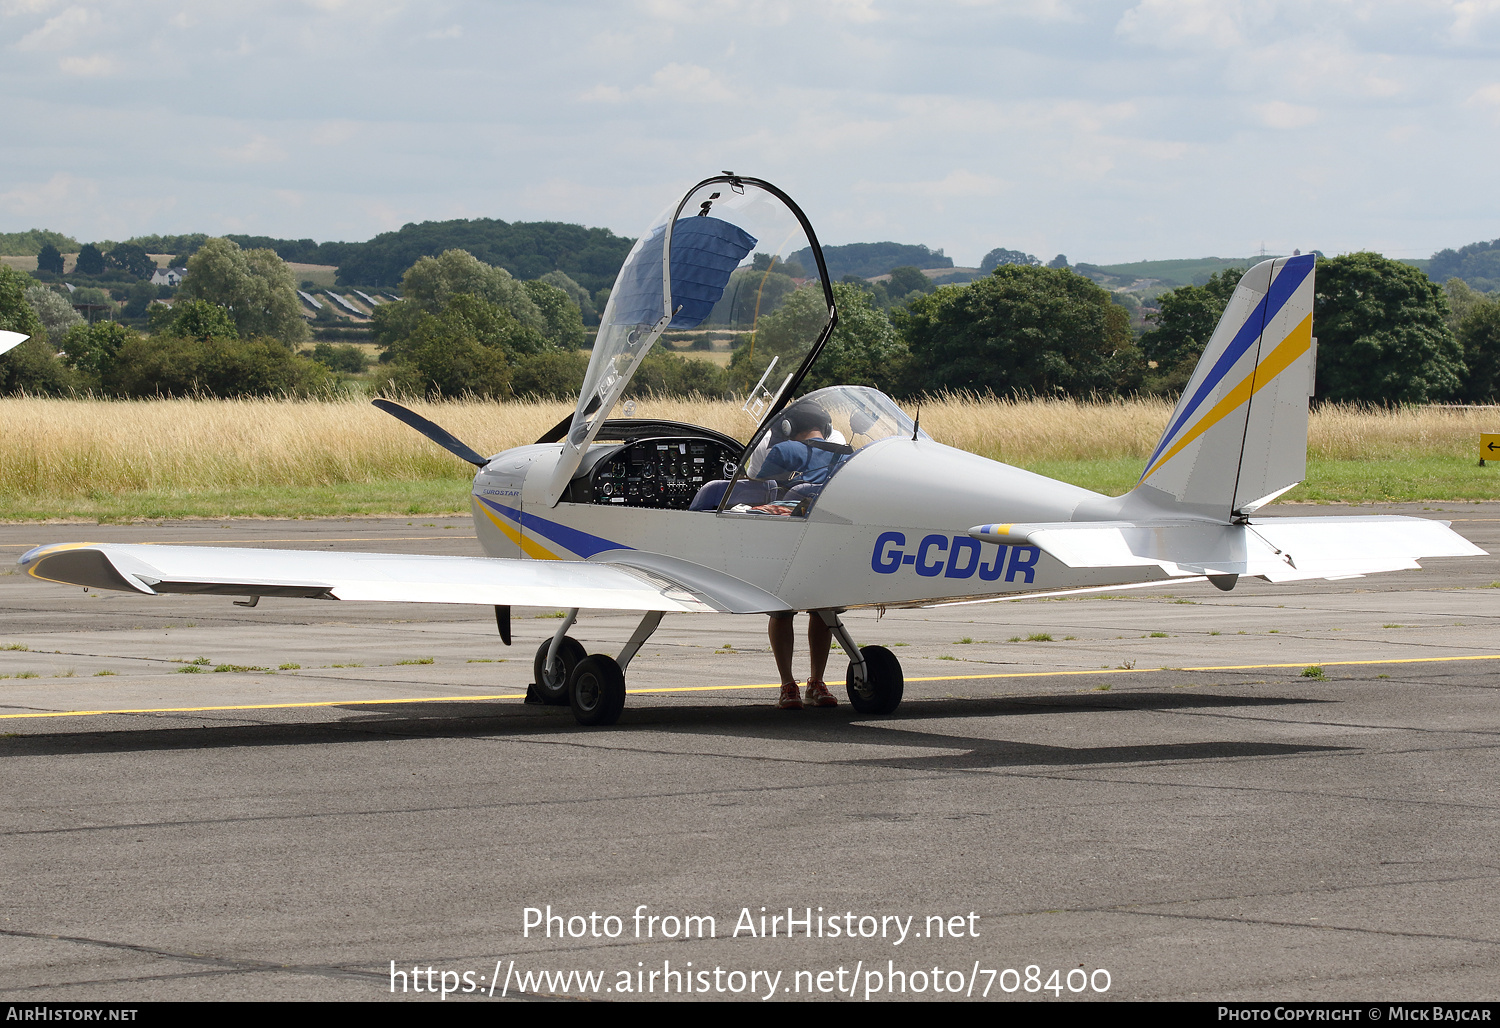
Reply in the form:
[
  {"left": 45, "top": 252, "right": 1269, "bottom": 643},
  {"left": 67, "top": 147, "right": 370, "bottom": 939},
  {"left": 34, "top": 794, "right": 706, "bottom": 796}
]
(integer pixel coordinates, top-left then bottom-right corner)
[
  {"left": 1142, "top": 313, "right": 1312, "bottom": 482},
  {"left": 475, "top": 502, "right": 562, "bottom": 561}
]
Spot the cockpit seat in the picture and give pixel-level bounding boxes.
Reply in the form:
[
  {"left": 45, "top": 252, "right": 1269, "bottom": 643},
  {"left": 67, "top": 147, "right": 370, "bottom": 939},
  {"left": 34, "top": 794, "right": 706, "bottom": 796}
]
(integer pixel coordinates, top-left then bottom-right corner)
[{"left": 688, "top": 478, "right": 777, "bottom": 511}]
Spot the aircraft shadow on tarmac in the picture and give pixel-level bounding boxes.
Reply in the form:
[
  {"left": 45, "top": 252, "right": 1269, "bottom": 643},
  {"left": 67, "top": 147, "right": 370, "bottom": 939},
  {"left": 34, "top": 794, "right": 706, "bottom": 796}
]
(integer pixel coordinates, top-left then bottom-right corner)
[{"left": 0, "top": 692, "right": 1348, "bottom": 769}]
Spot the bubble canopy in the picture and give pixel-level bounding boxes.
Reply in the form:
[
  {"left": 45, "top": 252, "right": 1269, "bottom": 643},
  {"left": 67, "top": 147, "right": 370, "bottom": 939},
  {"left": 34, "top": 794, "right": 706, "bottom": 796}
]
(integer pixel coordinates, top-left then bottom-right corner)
[{"left": 544, "top": 175, "right": 837, "bottom": 506}]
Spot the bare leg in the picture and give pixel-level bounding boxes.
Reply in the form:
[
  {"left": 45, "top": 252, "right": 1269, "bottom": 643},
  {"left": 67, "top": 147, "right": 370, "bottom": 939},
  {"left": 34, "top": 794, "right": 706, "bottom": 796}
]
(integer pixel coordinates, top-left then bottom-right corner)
[
  {"left": 768, "top": 616, "right": 796, "bottom": 686},
  {"left": 807, "top": 613, "right": 832, "bottom": 684}
]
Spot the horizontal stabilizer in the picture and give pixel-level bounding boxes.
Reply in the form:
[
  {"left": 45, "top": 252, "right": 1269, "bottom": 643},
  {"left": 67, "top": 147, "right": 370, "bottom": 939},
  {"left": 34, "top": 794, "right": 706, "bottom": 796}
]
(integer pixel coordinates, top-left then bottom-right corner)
[
  {"left": 970, "top": 516, "right": 1483, "bottom": 582},
  {"left": 19, "top": 543, "right": 791, "bottom": 614}
]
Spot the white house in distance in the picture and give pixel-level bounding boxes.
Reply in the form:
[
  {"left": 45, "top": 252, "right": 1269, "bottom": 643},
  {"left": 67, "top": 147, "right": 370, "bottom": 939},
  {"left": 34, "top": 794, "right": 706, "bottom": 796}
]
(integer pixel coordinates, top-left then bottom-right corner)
[{"left": 149, "top": 267, "right": 187, "bottom": 287}]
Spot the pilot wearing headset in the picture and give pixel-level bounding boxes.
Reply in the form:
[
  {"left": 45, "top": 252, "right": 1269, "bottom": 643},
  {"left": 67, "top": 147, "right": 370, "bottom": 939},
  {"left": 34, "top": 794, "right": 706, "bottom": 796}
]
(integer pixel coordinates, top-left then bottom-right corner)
[{"left": 749, "top": 401, "right": 850, "bottom": 517}]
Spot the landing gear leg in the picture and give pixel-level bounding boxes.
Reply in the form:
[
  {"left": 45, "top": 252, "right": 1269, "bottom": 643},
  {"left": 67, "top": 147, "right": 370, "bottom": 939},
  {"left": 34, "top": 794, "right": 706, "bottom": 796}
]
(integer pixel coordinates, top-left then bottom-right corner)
[
  {"left": 616, "top": 610, "right": 663, "bottom": 672},
  {"left": 530, "top": 607, "right": 582, "bottom": 706},
  {"left": 567, "top": 610, "right": 663, "bottom": 727},
  {"left": 817, "top": 609, "right": 903, "bottom": 715}
]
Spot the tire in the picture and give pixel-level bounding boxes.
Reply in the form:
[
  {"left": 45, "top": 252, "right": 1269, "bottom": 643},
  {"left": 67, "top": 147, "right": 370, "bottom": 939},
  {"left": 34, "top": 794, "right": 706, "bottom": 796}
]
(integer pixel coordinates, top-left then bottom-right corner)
[
  {"left": 846, "top": 645, "right": 903, "bottom": 715},
  {"left": 533, "top": 636, "right": 585, "bottom": 706},
  {"left": 569, "top": 654, "right": 627, "bottom": 727}
]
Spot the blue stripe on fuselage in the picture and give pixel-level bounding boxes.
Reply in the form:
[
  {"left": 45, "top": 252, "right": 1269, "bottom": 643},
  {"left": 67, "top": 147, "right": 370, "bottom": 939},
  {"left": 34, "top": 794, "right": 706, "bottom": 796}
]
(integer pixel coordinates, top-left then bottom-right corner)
[{"left": 476, "top": 495, "right": 633, "bottom": 558}]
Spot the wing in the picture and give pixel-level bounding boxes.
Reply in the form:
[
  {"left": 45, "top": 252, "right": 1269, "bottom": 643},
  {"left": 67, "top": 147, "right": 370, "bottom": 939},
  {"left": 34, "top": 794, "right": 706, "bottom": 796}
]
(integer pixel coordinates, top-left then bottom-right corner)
[
  {"left": 970, "top": 515, "right": 1484, "bottom": 582},
  {"left": 19, "top": 543, "right": 790, "bottom": 614},
  {"left": 0, "top": 331, "right": 28, "bottom": 357}
]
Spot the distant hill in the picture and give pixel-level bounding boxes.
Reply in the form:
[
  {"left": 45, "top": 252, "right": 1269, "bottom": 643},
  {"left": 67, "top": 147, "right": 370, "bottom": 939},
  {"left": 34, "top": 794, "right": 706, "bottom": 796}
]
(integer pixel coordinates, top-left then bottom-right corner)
[
  {"left": 127, "top": 221, "right": 636, "bottom": 292},
  {"left": 0, "top": 229, "right": 80, "bottom": 257},
  {"left": 788, "top": 241, "right": 953, "bottom": 280},
  {"left": 1078, "top": 256, "right": 1281, "bottom": 290},
  {"left": 1429, "top": 239, "right": 1500, "bottom": 292}
]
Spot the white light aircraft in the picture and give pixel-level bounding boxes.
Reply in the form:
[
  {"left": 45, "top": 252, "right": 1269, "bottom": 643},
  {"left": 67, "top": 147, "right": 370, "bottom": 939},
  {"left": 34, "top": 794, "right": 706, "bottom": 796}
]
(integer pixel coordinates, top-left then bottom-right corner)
[{"left": 19, "top": 176, "right": 1484, "bottom": 725}]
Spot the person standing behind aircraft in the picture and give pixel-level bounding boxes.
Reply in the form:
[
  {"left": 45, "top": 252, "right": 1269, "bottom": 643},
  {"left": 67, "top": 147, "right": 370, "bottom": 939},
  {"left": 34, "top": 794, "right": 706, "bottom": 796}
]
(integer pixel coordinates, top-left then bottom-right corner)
[{"left": 753, "top": 401, "right": 846, "bottom": 708}]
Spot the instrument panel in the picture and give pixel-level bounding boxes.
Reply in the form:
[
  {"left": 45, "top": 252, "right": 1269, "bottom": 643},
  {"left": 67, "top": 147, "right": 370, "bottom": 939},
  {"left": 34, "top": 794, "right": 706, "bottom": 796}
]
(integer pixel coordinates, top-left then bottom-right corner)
[{"left": 572, "top": 437, "right": 742, "bottom": 510}]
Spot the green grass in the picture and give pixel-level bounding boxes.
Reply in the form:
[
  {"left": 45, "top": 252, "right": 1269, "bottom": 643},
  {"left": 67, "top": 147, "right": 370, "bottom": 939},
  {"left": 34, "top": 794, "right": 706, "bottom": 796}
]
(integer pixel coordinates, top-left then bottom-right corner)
[
  {"left": 3, "top": 445, "right": 1499, "bottom": 524},
  {"left": 0, "top": 479, "right": 473, "bottom": 521}
]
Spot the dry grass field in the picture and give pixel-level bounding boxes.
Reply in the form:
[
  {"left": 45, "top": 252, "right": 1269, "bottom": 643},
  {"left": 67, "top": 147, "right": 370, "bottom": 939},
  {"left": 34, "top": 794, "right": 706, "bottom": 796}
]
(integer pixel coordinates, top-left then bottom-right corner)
[{"left": 2, "top": 394, "right": 1499, "bottom": 520}]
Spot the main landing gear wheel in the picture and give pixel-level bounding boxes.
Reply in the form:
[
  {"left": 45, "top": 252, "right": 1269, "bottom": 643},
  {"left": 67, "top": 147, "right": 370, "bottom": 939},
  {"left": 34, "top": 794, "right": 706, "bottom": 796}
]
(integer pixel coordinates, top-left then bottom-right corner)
[
  {"left": 533, "top": 636, "right": 585, "bottom": 706},
  {"left": 569, "top": 654, "right": 627, "bottom": 727},
  {"left": 846, "top": 645, "right": 903, "bottom": 715}
]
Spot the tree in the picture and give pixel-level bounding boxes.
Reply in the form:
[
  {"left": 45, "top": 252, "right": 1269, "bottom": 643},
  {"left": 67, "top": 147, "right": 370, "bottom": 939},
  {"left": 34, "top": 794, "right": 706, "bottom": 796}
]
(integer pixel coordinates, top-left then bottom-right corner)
[
  {"left": 626, "top": 350, "right": 728, "bottom": 398},
  {"left": 1455, "top": 293, "right": 1500, "bottom": 403},
  {"left": 0, "top": 265, "right": 74, "bottom": 394},
  {"left": 36, "top": 243, "right": 64, "bottom": 276},
  {"left": 104, "top": 335, "right": 332, "bottom": 398},
  {"left": 372, "top": 290, "right": 551, "bottom": 399},
  {"left": 899, "top": 264, "right": 1135, "bottom": 397},
  {"left": 1138, "top": 268, "right": 1244, "bottom": 392},
  {"left": 122, "top": 280, "right": 158, "bottom": 319},
  {"left": 311, "top": 342, "right": 370, "bottom": 373},
  {"left": 522, "top": 279, "right": 586, "bottom": 349},
  {"left": 536, "top": 269, "right": 597, "bottom": 324},
  {"left": 74, "top": 243, "right": 105, "bottom": 277},
  {"left": 24, "top": 285, "right": 83, "bottom": 345},
  {"left": 510, "top": 350, "right": 589, "bottom": 400},
  {"left": 979, "top": 248, "right": 1040, "bottom": 273},
  {"left": 885, "top": 266, "right": 933, "bottom": 298},
  {"left": 150, "top": 298, "right": 238, "bottom": 341},
  {"left": 106, "top": 243, "right": 156, "bottom": 280},
  {"left": 1047, "top": 254, "right": 1069, "bottom": 269},
  {"left": 730, "top": 281, "right": 907, "bottom": 395},
  {"left": 1313, "top": 252, "right": 1463, "bottom": 404},
  {"left": 181, "top": 237, "right": 310, "bottom": 345},
  {"left": 1443, "top": 278, "right": 1488, "bottom": 333},
  {"left": 59, "top": 321, "right": 134, "bottom": 379},
  {"left": 400, "top": 249, "right": 545, "bottom": 332}
]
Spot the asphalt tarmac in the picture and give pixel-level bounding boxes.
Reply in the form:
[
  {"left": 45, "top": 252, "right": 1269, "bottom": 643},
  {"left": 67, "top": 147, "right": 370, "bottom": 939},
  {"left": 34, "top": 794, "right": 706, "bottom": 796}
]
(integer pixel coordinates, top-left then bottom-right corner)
[{"left": 1, "top": 504, "right": 1497, "bottom": 1002}]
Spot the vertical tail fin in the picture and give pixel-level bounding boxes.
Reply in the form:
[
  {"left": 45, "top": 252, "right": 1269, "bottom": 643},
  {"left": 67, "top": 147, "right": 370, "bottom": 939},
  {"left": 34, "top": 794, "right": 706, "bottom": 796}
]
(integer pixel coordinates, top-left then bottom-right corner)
[{"left": 1133, "top": 254, "right": 1316, "bottom": 521}]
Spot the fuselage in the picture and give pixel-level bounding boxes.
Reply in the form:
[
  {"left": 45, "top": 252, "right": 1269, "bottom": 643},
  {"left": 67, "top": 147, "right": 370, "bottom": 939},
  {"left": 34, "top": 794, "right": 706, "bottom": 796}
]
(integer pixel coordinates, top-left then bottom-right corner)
[{"left": 468, "top": 433, "right": 1177, "bottom": 611}]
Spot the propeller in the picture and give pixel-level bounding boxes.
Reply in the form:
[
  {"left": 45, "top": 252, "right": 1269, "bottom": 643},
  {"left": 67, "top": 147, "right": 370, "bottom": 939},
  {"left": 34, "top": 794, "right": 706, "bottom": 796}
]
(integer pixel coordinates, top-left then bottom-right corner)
[{"left": 371, "top": 398, "right": 489, "bottom": 467}]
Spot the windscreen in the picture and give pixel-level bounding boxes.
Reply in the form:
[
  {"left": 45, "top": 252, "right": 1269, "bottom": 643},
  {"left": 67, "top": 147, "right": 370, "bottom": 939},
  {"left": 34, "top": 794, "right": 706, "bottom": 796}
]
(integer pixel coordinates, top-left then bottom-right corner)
[{"left": 544, "top": 176, "right": 836, "bottom": 506}]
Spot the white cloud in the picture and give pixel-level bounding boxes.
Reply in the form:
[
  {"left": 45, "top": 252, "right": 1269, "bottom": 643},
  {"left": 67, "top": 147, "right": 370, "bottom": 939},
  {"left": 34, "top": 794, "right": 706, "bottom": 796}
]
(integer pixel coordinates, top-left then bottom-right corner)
[
  {"left": 0, "top": 171, "right": 97, "bottom": 216},
  {"left": 1467, "top": 81, "right": 1500, "bottom": 121},
  {"left": 216, "top": 134, "right": 289, "bottom": 164},
  {"left": 1117, "top": 0, "right": 1247, "bottom": 48},
  {"left": 57, "top": 53, "right": 114, "bottom": 76},
  {"left": 1252, "top": 100, "right": 1318, "bottom": 128},
  {"left": 582, "top": 62, "right": 736, "bottom": 104},
  {"left": 16, "top": 4, "right": 93, "bottom": 49}
]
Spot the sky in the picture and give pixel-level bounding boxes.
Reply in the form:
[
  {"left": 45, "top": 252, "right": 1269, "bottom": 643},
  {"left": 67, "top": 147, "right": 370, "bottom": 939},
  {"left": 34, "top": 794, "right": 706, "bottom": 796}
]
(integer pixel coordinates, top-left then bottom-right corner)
[{"left": 2, "top": 0, "right": 1498, "bottom": 266}]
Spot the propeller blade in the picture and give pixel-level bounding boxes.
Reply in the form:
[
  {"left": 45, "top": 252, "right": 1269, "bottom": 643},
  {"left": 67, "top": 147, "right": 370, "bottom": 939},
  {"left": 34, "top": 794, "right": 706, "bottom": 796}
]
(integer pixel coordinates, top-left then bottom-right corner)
[{"left": 371, "top": 398, "right": 489, "bottom": 467}]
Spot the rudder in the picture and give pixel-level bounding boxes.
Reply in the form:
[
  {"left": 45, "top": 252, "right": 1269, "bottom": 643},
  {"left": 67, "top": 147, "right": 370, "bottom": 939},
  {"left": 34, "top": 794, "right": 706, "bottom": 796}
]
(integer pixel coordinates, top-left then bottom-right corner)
[{"left": 1133, "top": 254, "right": 1316, "bottom": 521}]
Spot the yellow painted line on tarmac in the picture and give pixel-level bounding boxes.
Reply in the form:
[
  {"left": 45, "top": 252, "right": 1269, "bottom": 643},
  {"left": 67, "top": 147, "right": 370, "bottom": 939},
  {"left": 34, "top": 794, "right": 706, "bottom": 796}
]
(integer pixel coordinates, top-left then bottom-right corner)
[
  {"left": 6, "top": 652, "right": 1499, "bottom": 722},
  {"left": 0, "top": 693, "right": 531, "bottom": 720}
]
